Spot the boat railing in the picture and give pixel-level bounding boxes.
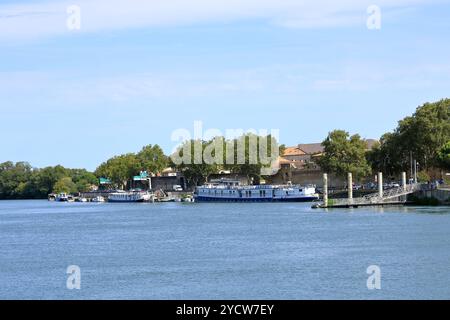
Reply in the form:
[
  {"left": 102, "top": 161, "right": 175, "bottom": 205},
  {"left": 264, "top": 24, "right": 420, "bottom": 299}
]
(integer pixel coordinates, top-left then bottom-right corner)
[{"left": 197, "top": 184, "right": 315, "bottom": 191}]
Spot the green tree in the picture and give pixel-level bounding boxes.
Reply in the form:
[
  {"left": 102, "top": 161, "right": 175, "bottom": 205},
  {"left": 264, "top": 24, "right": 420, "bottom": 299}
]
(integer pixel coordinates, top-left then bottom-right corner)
[
  {"left": 0, "top": 161, "right": 33, "bottom": 199},
  {"left": 279, "top": 144, "right": 287, "bottom": 156},
  {"left": 368, "top": 99, "right": 450, "bottom": 174},
  {"left": 173, "top": 139, "right": 219, "bottom": 186},
  {"left": 137, "top": 144, "right": 168, "bottom": 174},
  {"left": 225, "top": 134, "right": 280, "bottom": 184},
  {"left": 95, "top": 153, "right": 141, "bottom": 189},
  {"left": 366, "top": 133, "right": 404, "bottom": 176},
  {"left": 53, "top": 177, "right": 77, "bottom": 194},
  {"left": 36, "top": 165, "right": 70, "bottom": 195},
  {"left": 69, "top": 169, "right": 98, "bottom": 192},
  {"left": 172, "top": 134, "right": 281, "bottom": 186},
  {"left": 317, "top": 130, "right": 371, "bottom": 179},
  {"left": 437, "top": 141, "right": 450, "bottom": 171}
]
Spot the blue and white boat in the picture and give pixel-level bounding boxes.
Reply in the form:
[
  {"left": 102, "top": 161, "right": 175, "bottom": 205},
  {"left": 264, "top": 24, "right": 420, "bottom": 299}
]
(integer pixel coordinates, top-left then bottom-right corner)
[
  {"left": 56, "top": 193, "right": 69, "bottom": 202},
  {"left": 194, "top": 179, "right": 319, "bottom": 202}
]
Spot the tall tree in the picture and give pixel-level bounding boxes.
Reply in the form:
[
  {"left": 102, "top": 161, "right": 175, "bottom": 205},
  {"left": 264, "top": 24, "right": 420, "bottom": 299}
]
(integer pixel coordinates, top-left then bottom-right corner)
[
  {"left": 95, "top": 153, "right": 141, "bottom": 189},
  {"left": 53, "top": 177, "right": 77, "bottom": 194},
  {"left": 172, "top": 139, "right": 219, "bottom": 186},
  {"left": 172, "top": 133, "right": 281, "bottom": 186},
  {"left": 317, "top": 130, "right": 371, "bottom": 179},
  {"left": 69, "top": 169, "right": 98, "bottom": 192},
  {"left": 368, "top": 99, "right": 450, "bottom": 174},
  {"left": 0, "top": 161, "right": 33, "bottom": 198},
  {"left": 437, "top": 141, "right": 450, "bottom": 171},
  {"left": 225, "top": 133, "right": 280, "bottom": 184},
  {"left": 137, "top": 144, "right": 168, "bottom": 174}
]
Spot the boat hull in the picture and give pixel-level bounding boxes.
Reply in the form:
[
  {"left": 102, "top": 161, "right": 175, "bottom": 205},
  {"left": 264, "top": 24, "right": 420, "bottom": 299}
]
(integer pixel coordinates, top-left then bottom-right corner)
[
  {"left": 193, "top": 196, "right": 319, "bottom": 202},
  {"left": 108, "top": 199, "right": 145, "bottom": 203}
]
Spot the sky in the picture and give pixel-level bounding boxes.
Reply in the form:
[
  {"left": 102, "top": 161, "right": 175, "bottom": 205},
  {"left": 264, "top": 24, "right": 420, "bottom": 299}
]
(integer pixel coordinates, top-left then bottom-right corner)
[{"left": 1, "top": 0, "right": 449, "bottom": 171}]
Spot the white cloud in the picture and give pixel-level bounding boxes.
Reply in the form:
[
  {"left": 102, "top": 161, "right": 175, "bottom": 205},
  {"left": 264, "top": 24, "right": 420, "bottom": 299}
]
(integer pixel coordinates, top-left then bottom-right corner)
[
  {"left": 1, "top": 61, "right": 449, "bottom": 110},
  {"left": 311, "top": 62, "right": 450, "bottom": 91},
  {"left": 0, "top": 0, "right": 436, "bottom": 41}
]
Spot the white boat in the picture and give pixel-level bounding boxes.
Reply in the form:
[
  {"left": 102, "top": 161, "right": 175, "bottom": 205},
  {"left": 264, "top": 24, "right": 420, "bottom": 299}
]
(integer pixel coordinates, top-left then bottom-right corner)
[
  {"left": 182, "top": 197, "right": 194, "bottom": 203},
  {"left": 194, "top": 179, "right": 319, "bottom": 202},
  {"left": 108, "top": 190, "right": 152, "bottom": 203},
  {"left": 91, "top": 196, "right": 105, "bottom": 203},
  {"left": 182, "top": 195, "right": 195, "bottom": 202},
  {"left": 56, "top": 193, "right": 69, "bottom": 202}
]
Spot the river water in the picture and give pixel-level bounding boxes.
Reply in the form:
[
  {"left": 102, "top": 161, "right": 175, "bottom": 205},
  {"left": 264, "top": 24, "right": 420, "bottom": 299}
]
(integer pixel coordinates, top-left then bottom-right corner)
[{"left": 0, "top": 200, "right": 449, "bottom": 299}]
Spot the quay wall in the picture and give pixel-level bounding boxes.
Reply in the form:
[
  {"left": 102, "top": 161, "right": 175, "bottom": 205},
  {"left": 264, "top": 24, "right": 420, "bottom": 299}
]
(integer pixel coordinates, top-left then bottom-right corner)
[
  {"left": 412, "top": 187, "right": 450, "bottom": 205},
  {"left": 267, "top": 168, "right": 346, "bottom": 188}
]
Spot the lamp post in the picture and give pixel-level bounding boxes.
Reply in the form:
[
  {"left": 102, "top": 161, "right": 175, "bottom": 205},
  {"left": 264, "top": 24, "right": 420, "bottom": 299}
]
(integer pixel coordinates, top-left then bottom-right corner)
[{"left": 414, "top": 161, "right": 419, "bottom": 183}]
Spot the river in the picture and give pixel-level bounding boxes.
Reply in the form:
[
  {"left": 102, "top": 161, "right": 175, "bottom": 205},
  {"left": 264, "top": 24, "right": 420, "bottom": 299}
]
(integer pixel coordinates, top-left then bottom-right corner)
[{"left": 0, "top": 200, "right": 449, "bottom": 299}]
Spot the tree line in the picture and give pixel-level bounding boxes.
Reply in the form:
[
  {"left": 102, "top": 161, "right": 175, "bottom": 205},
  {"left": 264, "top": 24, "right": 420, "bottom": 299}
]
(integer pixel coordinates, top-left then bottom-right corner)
[
  {"left": 0, "top": 162, "right": 97, "bottom": 199},
  {"left": 318, "top": 98, "right": 450, "bottom": 181},
  {"left": 173, "top": 134, "right": 283, "bottom": 186}
]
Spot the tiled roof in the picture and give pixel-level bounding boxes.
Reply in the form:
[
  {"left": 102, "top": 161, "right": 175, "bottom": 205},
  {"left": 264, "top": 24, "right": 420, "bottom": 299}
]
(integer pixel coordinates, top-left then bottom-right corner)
[
  {"left": 298, "top": 143, "right": 324, "bottom": 155},
  {"left": 298, "top": 139, "right": 378, "bottom": 154},
  {"left": 283, "top": 147, "right": 306, "bottom": 156}
]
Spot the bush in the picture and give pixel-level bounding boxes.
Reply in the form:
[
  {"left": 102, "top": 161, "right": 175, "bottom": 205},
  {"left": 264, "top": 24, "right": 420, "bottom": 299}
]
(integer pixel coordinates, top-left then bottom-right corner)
[
  {"left": 443, "top": 176, "right": 450, "bottom": 185},
  {"left": 417, "top": 171, "right": 430, "bottom": 182}
]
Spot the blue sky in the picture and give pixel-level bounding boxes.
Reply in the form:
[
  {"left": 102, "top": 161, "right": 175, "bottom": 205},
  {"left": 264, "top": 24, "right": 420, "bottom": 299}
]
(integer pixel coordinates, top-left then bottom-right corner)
[{"left": 1, "top": 0, "right": 450, "bottom": 170}]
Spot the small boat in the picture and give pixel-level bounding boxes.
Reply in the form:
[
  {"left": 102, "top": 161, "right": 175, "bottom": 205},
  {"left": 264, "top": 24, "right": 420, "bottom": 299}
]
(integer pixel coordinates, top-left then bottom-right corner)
[
  {"left": 108, "top": 190, "right": 152, "bottom": 203},
  {"left": 182, "top": 195, "right": 195, "bottom": 202},
  {"left": 75, "top": 197, "right": 88, "bottom": 203},
  {"left": 56, "top": 193, "right": 69, "bottom": 202},
  {"left": 155, "top": 196, "right": 176, "bottom": 202},
  {"left": 48, "top": 193, "right": 57, "bottom": 201},
  {"left": 91, "top": 196, "right": 106, "bottom": 203}
]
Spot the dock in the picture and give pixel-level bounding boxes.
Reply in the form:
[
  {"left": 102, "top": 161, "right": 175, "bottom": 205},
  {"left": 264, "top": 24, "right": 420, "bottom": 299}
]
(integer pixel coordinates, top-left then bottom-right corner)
[{"left": 313, "top": 172, "right": 421, "bottom": 209}]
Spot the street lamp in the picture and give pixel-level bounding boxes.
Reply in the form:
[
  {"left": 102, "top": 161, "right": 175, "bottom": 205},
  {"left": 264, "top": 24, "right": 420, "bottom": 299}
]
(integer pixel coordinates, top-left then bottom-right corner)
[{"left": 414, "top": 161, "right": 420, "bottom": 183}]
